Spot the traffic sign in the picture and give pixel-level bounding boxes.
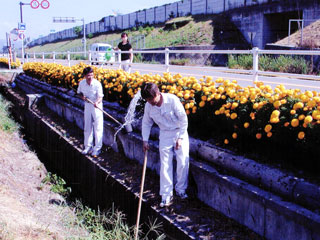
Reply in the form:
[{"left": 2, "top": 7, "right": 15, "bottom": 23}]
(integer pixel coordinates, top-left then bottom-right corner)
[
  {"left": 40, "top": 0, "right": 50, "bottom": 9},
  {"left": 18, "top": 29, "right": 25, "bottom": 34},
  {"left": 19, "top": 33, "right": 25, "bottom": 40},
  {"left": 30, "top": 0, "right": 40, "bottom": 9},
  {"left": 18, "top": 22, "right": 26, "bottom": 30}
]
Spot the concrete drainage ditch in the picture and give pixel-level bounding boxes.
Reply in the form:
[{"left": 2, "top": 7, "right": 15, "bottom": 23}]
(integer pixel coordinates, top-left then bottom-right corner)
[{"left": 1, "top": 73, "right": 320, "bottom": 240}]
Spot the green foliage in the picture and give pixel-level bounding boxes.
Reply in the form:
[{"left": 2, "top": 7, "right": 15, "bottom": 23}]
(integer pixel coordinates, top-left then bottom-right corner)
[
  {"left": 71, "top": 54, "right": 86, "bottom": 60},
  {"left": 170, "top": 58, "right": 190, "bottom": 65},
  {"left": 0, "top": 95, "right": 18, "bottom": 133},
  {"left": 133, "top": 53, "right": 143, "bottom": 63},
  {"left": 228, "top": 54, "right": 314, "bottom": 74},
  {"left": 74, "top": 26, "right": 82, "bottom": 37},
  {"left": 172, "top": 23, "right": 177, "bottom": 30},
  {"left": 41, "top": 172, "right": 71, "bottom": 197},
  {"left": 70, "top": 200, "right": 166, "bottom": 239},
  {"left": 88, "top": 33, "right": 93, "bottom": 39}
]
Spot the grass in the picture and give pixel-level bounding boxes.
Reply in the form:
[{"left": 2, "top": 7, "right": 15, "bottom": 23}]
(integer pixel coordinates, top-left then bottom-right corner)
[
  {"left": 228, "top": 54, "right": 315, "bottom": 74},
  {"left": 0, "top": 95, "right": 19, "bottom": 133},
  {"left": 27, "top": 15, "right": 215, "bottom": 53},
  {"left": 66, "top": 201, "right": 165, "bottom": 240},
  {"left": 40, "top": 172, "right": 165, "bottom": 239},
  {"left": 0, "top": 222, "right": 13, "bottom": 240},
  {"left": 170, "top": 58, "right": 191, "bottom": 65}
]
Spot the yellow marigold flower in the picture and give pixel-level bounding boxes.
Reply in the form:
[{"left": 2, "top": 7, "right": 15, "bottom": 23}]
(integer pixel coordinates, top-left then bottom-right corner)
[
  {"left": 307, "top": 100, "right": 316, "bottom": 108},
  {"left": 298, "top": 114, "right": 305, "bottom": 121},
  {"left": 224, "top": 139, "right": 229, "bottom": 144},
  {"left": 291, "top": 118, "right": 299, "bottom": 127},
  {"left": 230, "top": 113, "right": 238, "bottom": 120},
  {"left": 264, "top": 124, "right": 272, "bottom": 133},
  {"left": 231, "top": 102, "right": 239, "bottom": 109},
  {"left": 271, "top": 110, "right": 280, "bottom": 117},
  {"left": 312, "top": 110, "right": 320, "bottom": 120},
  {"left": 290, "top": 110, "right": 296, "bottom": 115},
  {"left": 304, "top": 115, "right": 313, "bottom": 124},
  {"left": 284, "top": 122, "right": 290, "bottom": 127},
  {"left": 199, "top": 101, "right": 205, "bottom": 108},
  {"left": 298, "top": 131, "right": 305, "bottom": 140},
  {"left": 293, "top": 102, "right": 304, "bottom": 110},
  {"left": 256, "top": 133, "right": 262, "bottom": 139},
  {"left": 267, "top": 132, "right": 272, "bottom": 138},
  {"left": 214, "top": 94, "right": 221, "bottom": 100},
  {"left": 244, "top": 122, "right": 249, "bottom": 128},
  {"left": 273, "top": 101, "right": 281, "bottom": 109},
  {"left": 232, "top": 133, "right": 237, "bottom": 139},
  {"left": 215, "top": 110, "right": 220, "bottom": 115},
  {"left": 201, "top": 95, "right": 207, "bottom": 101},
  {"left": 280, "top": 99, "right": 287, "bottom": 104},
  {"left": 185, "top": 103, "right": 190, "bottom": 110}
]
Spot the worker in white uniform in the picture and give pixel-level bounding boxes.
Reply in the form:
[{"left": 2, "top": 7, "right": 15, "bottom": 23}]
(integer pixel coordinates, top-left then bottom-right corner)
[
  {"left": 141, "top": 82, "right": 189, "bottom": 207},
  {"left": 77, "top": 67, "right": 104, "bottom": 157}
]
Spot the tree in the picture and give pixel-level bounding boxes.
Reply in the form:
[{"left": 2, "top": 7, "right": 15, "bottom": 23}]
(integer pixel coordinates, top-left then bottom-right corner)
[{"left": 74, "top": 26, "right": 82, "bottom": 37}]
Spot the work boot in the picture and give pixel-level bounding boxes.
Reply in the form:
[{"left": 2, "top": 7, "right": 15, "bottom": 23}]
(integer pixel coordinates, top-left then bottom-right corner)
[
  {"left": 159, "top": 196, "right": 173, "bottom": 208},
  {"left": 91, "top": 149, "right": 101, "bottom": 157},
  {"left": 176, "top": 191, "right": 188, "bottom": 200},
  {"left": 81, "top": 147, "right": 92, "bottom": 155}
]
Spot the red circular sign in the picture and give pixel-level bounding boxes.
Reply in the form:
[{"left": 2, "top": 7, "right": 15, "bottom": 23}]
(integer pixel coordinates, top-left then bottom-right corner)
[
  {"left": 30, "top": 0, "right": 40, "bottom": 9},
  {"left": 18, "top": 33, "right": 25, "bottom": 40},
  {"left": 40, "top": 0, "right": 50, "bottom": 9}
]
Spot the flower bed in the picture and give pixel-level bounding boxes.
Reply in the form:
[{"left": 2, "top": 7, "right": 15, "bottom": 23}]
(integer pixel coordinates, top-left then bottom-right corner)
[
  {"left": 0, "top": 58, "right": 21, "bottom": 69},
  {"left": 22, "top": 62, "right": 320, "bottom": 172}
]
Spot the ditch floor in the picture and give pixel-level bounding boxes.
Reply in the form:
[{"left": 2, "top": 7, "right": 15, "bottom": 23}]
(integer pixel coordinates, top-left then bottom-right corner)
[{"left": 3, "top": 83, "right": 264, "bottom": 240}]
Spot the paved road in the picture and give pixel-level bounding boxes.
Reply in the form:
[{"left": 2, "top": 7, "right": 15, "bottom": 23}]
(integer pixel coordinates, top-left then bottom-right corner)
[{"left": 25, "top": 58, "right": 320, "bottom": 92}]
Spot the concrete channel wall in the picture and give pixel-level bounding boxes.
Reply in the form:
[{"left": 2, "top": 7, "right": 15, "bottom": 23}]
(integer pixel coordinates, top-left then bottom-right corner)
[{"left": 9, "top": 74, "right": 320, "bottom": 240}]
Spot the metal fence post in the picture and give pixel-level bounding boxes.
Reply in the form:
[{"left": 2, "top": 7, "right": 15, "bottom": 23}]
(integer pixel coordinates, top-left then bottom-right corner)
[
  {"left": 53, "top": 51, "right": 56, "bottom": 64},
  {"left": 165, "top": 48, "right": 170, "bottom": 72},
  {"left": 26, "top": 53, "right": 29, "bottom": 62},
  {"left": 252, "top": 47, "right": 259, "bottom": 83},
  {"left": 89, "top": 50, "right": 92, "bottom": 65},
  {"left": 67, "top": 51, "right": 71, "bottom": 67},
  {"left": 8, "top": 53, "right": 11, "bottom": 70},
  {"left": 33, "top": 52, "right": 36, "bottom": 61},
  {"left": 42, "top": 52, "right": 45, "bottom": 63},
  {"left": 118, "top": 49, "right": 121, "bottom": 69}
]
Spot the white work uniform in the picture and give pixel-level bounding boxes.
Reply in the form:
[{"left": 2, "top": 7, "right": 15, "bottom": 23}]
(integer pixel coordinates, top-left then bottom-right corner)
[
  {"left": 142, "top": 93, "right": 189, "bottom": 199},
  {"left": 77, "top": 78, "right": 104, "bottom": 152}
]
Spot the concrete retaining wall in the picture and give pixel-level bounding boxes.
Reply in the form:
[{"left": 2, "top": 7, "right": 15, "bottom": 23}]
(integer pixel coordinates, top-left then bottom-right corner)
[{"left": 11, "top": 73, "right": 320, "bottom": 240}]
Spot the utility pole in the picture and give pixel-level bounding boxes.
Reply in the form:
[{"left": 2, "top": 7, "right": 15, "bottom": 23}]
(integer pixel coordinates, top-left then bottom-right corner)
[{"left": 53, "top": 17, "right": 86, "bottom": 57}]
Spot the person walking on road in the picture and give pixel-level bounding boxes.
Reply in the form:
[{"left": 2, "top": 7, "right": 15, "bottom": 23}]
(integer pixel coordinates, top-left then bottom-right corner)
[
  {"left": 77, "top": 67, "right": 104, "bottom": 157},
  {"left": 115, "top": 32, "right": 133, "bottom": 73},
  {"left": 141, "top": 82, "right": 190, "bottom": 207}
]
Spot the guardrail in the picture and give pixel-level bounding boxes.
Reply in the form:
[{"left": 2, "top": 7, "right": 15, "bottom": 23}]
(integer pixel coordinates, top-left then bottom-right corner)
[{"left": 5, "top": 48, "right": 320, "bottom": 82}]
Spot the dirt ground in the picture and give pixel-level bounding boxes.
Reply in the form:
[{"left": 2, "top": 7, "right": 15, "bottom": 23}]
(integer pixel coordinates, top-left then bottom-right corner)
[
  {"left": 0, "top": 76, "right": 87, "bottom": 239},
  {"left": 0, "top": 130, "right": 89, "bottom": 240},
  {"left": 276, "top": 19, "right": 320, "bottom": 48}
]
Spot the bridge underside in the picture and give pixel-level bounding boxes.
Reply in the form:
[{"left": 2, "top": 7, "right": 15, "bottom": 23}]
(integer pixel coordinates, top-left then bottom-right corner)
[{"left": 228, "top": 0, "right": 320, "bottom": 49}]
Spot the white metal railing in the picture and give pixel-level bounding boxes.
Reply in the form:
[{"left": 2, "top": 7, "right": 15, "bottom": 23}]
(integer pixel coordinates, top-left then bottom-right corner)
[{"left": 17, "top": 48, "right": 320, "bottom": 82}]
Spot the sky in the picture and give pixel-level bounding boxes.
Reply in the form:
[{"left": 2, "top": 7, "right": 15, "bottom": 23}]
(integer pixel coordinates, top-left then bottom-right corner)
[{"left": 0, "top": 0, "right": 177, "bottom": 42}]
